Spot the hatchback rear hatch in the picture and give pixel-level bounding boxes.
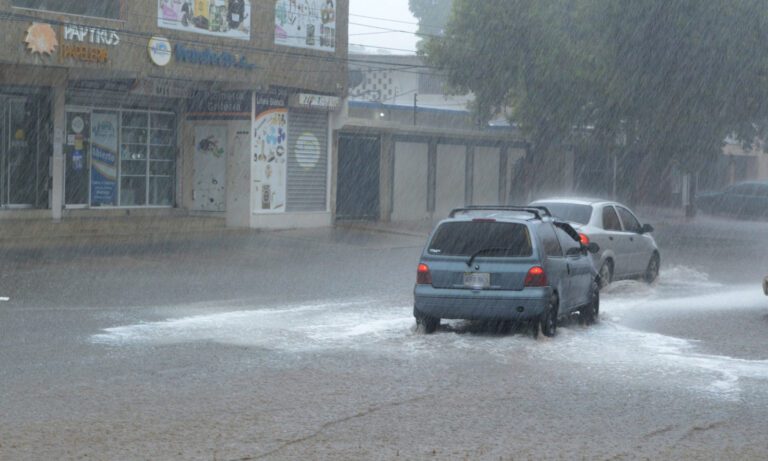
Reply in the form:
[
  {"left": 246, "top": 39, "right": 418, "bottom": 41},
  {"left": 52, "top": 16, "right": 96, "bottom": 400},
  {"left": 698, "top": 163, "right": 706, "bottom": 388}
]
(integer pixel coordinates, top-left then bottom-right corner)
[{"left": 424, "top": 220, "right": 536, "bottom": 291}]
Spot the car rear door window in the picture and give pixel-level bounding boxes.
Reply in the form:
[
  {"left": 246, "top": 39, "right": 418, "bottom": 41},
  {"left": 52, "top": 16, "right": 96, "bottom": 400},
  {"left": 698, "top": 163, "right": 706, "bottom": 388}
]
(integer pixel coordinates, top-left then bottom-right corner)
[
  {"left": 538, "top": 222, "right": 563, "bottom": 257},
  {"left": 616, "top": 206, "right": 642, "bottom": 233},
  {"left": 428, "top": 222, "right": 533, "bottom": 257},
  {"left": 602, "top": 206, "right": 622, "bottom": 231}
]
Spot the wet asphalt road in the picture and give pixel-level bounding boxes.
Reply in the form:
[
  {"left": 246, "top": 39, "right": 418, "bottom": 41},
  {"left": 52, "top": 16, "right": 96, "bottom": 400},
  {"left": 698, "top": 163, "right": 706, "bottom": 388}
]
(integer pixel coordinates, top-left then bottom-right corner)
[{"left": 1, "top": 215, "right": 768, "bottom": 460}]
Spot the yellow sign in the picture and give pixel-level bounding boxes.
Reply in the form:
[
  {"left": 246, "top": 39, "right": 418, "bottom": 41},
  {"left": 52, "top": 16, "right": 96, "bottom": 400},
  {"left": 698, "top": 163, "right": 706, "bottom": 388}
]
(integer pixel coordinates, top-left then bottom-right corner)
[
  {"left": 24, "top": 23, "right": 58, "bottom": 56},
  {"left": 61, "top": 43, "right": 109, "bottom": 63}
]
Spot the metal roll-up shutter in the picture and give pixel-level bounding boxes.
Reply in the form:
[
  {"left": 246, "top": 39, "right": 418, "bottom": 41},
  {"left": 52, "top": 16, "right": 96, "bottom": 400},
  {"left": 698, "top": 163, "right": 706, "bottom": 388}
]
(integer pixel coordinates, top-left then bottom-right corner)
[{"left": 287, "top": 110, "right": 328, "bottom": 212}]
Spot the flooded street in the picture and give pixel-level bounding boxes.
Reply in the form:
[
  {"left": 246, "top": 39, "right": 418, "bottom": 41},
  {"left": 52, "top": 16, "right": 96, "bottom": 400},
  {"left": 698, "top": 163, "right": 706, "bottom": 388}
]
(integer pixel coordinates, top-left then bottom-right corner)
[{"left": 2, "top": 218, "right": 768, "bottom": 460}]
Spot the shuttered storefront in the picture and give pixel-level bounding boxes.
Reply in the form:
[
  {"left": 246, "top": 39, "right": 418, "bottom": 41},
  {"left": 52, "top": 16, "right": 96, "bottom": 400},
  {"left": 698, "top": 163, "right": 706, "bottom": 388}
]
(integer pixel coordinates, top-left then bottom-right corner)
[{"left": 286, "top": 110, "right": 328, "bottom": 212}]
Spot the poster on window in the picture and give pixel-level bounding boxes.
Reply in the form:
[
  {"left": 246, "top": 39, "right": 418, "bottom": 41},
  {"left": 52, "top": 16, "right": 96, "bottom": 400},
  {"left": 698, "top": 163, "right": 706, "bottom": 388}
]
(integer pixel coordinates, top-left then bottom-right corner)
[
  {"left": 157, "top": 0, "right": 251, "bottom": 40},
  {"left": 90, "top": 112, "right": 118, "bottom": 206},
  {"left": 275, "top": 0, "right": 336, "bottom": 51},
  {"left": 252, "top": 107, "right": 288, "bottom": 213}
]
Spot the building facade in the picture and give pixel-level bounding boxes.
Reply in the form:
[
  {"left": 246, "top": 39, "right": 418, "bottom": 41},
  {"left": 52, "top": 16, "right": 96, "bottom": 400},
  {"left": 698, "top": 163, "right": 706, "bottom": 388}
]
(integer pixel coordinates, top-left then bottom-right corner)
[
  {"left": 334, "top": 54, "right": 530, "bottom": 225},
  {"left": 0, "top": 0, "right": 347, "bottom": 229}
]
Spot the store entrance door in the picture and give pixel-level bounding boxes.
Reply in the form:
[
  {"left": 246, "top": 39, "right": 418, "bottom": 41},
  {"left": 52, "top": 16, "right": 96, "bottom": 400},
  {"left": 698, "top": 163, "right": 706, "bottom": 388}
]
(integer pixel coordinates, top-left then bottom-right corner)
[
  {"left": 192, "top": 125, "right": 227, "bottom": 212},
  {"left": 0, "top": 96, "right": 38, "bottom": 207},
  {"left": 336, "top": 135, "right": 380, "bottom": 220}
]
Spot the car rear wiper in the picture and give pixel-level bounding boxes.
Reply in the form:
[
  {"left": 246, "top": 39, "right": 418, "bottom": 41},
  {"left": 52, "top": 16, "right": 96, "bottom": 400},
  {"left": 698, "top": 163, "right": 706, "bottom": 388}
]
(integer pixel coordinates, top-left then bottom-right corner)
[{"left": 466, "top": 247, "right": 510, "bottom": 267}]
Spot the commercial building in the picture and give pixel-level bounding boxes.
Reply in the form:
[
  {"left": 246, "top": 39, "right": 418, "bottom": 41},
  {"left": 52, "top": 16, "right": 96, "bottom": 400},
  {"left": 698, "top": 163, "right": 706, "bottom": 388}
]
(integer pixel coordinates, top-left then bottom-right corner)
[
  {"left": 0, "top": 0, "right": 347, "bottom": 230},
  {"left": 333, "top": 54, "right": 528, "bottom": 225}
]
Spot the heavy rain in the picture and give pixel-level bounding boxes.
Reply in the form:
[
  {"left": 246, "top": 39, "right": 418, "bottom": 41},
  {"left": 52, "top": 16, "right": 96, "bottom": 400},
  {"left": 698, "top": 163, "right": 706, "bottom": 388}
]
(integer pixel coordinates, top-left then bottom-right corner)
[{"left": 1, "top": 0, "right": 768, "bottom": 460}]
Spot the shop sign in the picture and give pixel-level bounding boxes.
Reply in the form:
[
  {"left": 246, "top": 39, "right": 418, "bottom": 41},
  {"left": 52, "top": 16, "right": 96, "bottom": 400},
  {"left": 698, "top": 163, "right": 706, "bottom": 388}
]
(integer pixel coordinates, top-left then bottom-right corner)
[
  {"left": 148, "top": 36, "right": 172, "bottom": 67},
  {"left": 254, "top": 88, "right": 289, "bottom": 108},
  {"left": 292, "top": 93, "right": 340, "bottom": 110},
  {"left": 69, "top": 79, "right": 137, "bottom": 93},
  {"left": 187, "top": 91, "right": 252, "bottom": 120},
  {"left": 132, "top": 78, "right": 197, "bottom": 99},
  {"left": 24, "top": 23, "right": 58, "bottom": 56},
  {"left": 60, "top": 24, "right": 120, "bottom": 64},
  {"left": 174, "top": 43, "right": 255, "bottom": 70}
]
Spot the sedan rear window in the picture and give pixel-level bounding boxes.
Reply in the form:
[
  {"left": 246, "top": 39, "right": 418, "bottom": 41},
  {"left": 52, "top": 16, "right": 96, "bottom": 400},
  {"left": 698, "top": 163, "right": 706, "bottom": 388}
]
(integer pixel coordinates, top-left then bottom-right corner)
[
  {"left": 428, "top": 222, "right": 533, "bottom": 257},
  {"left": 536, "top": 203, "right": 593, "bottom": 225}
]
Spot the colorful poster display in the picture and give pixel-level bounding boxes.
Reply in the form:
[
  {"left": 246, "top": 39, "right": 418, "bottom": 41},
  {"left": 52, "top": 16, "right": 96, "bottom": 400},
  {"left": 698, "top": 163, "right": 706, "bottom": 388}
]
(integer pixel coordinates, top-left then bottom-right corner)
[
  {"left": 275, "top": 0, "right": 336, "bottom": 52},
  {"left": 252, "top": 107, "right": 288, "bottom": 213},
  {"left": 90, "top": 112, "right": 118, "bottom": 206},
  {"left": 158, "top": 0, "right": 251, "bottom": 40}
]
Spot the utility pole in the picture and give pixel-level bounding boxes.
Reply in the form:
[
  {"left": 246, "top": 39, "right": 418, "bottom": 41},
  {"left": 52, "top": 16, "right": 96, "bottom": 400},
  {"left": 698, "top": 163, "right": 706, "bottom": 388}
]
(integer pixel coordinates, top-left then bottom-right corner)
[{"left": 413, "top": 93, "right": 418, "bottom": 126}]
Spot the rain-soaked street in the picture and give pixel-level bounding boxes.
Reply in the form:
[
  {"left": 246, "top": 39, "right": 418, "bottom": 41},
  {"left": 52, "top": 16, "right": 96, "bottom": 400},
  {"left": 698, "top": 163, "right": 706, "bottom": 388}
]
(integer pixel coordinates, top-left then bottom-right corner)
[{"left": 2, "top": 213, "right": 768, "bottom": 460}]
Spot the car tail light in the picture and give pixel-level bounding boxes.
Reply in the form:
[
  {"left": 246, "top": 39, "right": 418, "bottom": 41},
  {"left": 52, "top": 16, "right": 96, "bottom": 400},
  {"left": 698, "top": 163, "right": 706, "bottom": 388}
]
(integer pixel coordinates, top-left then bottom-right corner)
[
  {"left": 524, "top": 266, "right": 548, "bottom": 287},
  {"left": 417, "top": 263, "right": 432, "bottom": 285},
  {"left": 579, "top": 233, "right": 590, "bottom": 245}
]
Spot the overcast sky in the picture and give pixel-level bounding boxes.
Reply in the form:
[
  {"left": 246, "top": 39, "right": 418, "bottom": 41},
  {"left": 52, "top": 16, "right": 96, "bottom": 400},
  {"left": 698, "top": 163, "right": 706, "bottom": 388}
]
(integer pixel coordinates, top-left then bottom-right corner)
[{"left": 348, "top": 0, "right": 419, "bottom": 54}]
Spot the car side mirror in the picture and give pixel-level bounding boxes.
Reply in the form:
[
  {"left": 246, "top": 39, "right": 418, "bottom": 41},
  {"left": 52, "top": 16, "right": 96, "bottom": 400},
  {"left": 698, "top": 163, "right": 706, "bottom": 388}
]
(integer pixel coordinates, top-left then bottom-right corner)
[
  {"left": 763, "top": 276, "right": 768, "bottom": 296},
  {"left": 641, "top": 224, "right": 654, "bottom": 234},
  {"left": 587, "top": 242, "right": 600, "bottom": 254}
]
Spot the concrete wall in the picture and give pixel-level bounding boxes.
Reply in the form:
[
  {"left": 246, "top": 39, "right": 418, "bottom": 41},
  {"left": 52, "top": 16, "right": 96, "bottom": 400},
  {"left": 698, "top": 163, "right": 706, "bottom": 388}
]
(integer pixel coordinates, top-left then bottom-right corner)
[
  {"left": 435, "top": 144, "right": 466, "bottom": 218},
  {"left": 391, "top": 141, "right": 428, "bottom": 222},
  {"left": 472, "top": 146, "right": 501, "bottom": 205},
  {"left": 226, "top": 121, "right": 251, "bottom": 228}
]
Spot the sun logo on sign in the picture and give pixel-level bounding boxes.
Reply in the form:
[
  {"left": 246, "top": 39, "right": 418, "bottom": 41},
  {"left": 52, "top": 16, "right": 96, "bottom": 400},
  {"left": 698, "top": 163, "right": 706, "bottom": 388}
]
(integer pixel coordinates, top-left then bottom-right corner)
[{"left": 24, "top": 23, "right": 58, "bottom": 56}]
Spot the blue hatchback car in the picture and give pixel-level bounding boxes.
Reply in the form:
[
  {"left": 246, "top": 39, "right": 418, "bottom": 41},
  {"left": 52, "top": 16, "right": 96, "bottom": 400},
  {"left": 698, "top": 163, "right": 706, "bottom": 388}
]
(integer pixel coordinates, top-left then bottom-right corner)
[{"left": 414, "top": 206, "right": 601, "bottom": 337}]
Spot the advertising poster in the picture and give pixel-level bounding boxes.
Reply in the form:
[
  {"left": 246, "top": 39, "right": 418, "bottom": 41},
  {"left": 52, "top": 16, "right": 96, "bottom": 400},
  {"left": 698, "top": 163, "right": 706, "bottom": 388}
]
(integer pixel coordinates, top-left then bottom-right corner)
[
  {"left": 275, "top": 0, "right": 336, "bottom": 52},
  {"left": 252, "top": 107, "right": 288, "bottom": 213},
  {"left": 158, "top": 0, "right": 251, "bottom": 40},
  {"left": 90, "top": 112, "right": 118, "bottom": 206}
]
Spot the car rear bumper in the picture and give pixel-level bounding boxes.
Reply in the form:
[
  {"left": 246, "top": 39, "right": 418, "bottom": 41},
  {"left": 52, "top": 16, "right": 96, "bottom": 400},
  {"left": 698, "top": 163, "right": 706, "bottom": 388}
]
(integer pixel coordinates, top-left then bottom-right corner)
[{"left": 414, "top": 285, "right": 551, "bottom": 321}]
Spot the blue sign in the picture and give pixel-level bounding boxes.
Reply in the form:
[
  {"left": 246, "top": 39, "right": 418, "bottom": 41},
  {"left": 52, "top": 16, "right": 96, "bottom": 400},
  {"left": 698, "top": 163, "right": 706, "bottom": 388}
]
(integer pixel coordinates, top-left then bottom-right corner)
[{"left": 174, "top": 44, "right": 255, "bottom": 70}]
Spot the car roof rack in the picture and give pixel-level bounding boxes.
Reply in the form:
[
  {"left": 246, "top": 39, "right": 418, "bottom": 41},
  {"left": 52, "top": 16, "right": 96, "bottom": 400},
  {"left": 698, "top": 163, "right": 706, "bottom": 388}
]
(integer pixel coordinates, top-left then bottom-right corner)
[{"left": 449, "top": 206, "right": 552, "bottom": 220}]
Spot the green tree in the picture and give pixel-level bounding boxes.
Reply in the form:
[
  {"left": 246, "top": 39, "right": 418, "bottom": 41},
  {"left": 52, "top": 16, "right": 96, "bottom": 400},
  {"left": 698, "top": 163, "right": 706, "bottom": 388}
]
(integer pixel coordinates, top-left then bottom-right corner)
[
  {"left": 423, "top": 0, "right": 768, "bottom": 203},
  {"left": 409, "top": 0, "right": 453, "bottom": 49}
]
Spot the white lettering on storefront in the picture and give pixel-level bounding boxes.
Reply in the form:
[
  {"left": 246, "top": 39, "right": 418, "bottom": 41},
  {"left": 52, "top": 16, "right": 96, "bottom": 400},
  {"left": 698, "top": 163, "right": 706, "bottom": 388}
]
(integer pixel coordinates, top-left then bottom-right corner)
[{"left": 63, "top": 24, "right": 120, "bottom": 46}]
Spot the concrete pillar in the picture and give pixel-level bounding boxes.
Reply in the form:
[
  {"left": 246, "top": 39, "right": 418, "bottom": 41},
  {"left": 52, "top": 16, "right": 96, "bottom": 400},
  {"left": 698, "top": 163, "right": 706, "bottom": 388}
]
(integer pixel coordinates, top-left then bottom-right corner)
[
  {"left": 51, "top": 76, "right": 66, "bottom": 222},
  {"left": 379, "top": 133, "right": 393, "bottom": 222}
]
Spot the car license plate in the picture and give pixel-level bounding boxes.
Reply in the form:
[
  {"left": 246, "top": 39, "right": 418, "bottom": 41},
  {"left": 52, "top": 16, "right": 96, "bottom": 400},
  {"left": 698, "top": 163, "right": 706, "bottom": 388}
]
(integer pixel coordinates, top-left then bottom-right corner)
[{"left": 464, "top": 272, "right": 490, "bottom": 289}]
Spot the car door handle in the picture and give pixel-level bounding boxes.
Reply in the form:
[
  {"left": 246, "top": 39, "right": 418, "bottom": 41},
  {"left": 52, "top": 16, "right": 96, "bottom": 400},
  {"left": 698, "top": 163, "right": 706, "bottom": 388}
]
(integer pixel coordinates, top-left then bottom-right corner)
[
  {"left": 608, "top": 236, "right": 614, "bottom": 241},
  {"left": 629, "top": 237, "right": 634, "bottom": 242}
]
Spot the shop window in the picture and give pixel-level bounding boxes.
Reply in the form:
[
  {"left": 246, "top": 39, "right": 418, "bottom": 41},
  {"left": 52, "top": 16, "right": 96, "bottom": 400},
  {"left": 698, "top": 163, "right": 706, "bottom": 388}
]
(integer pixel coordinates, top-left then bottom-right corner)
[
  {"left": 119, "top": 111, "right": 176, "bottom": 207},
  {"left": 12, "top": 0, "right": 121, "bottom": 19}
]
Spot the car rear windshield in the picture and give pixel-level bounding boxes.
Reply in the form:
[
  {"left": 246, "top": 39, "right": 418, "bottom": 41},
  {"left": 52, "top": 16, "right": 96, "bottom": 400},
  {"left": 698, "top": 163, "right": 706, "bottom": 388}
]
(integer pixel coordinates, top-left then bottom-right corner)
[
  {"left": 537, "top": 203, "right": 593, "bottom": 225},
  {"left": 427, "top": 222, "right": 533, "bottom": 257}
]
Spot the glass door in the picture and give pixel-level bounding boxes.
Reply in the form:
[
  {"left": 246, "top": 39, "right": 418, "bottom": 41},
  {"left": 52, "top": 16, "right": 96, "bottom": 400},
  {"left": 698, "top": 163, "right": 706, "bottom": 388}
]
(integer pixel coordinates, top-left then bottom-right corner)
[{"left": 1, "top": 96, "right": 37, "bottom": 207}]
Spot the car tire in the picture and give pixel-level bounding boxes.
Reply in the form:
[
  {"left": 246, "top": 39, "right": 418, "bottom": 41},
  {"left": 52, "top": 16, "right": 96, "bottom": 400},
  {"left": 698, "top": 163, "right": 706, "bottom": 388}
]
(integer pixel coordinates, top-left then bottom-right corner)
[
  {"left": 598, "top": 260, "right": 613, "bottom": 289},
  {"left": 643, "top": 253, "right": 660, "bottom": 284},
  {"left": 414, "top": 307, "right": 439, "bottom": 334},
  {"left": 539, "top": 295, "right": 559, "bottom": 338},
  {"left": 581, "top": 281, "right": 600, "bottom": 325}
]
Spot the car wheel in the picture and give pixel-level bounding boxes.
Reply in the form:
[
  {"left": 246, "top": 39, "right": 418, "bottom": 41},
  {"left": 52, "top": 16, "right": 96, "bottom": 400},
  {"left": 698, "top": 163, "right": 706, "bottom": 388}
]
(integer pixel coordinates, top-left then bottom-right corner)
[
  {"left": 598, "top": 260, "right": 613, "bottom": 289},
  {"left": 644, "top": 253, "right": 660, "bottom": 284},
  {"left": 539, "top": 295, "right": 559, "bottom": 338},
  {"left": 414, "top": 307, "right": 439, "bottom": 334},
  {"left": 582, "top": 281, "right": 600, "bottom": 325}
]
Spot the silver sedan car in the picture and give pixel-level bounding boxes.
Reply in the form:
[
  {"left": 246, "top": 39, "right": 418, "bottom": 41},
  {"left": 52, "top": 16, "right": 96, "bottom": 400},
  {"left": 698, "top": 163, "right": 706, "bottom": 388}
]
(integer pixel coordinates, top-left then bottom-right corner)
[{"left": 529, "top": 198, "right": 660, "bottom": 287}]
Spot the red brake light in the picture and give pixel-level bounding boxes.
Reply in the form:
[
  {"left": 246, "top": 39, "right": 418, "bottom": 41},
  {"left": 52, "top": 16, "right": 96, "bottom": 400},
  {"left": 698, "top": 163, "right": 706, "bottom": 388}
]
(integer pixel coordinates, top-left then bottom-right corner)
[
  {"left": 579, "top": 233, "right": 590, "bottom": 245},
  {"left": 524, "top": 266, "right": 548, "bottom": 287},
  {"left": 417, "top": 263, "right": 432, "bottom": 285}
]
